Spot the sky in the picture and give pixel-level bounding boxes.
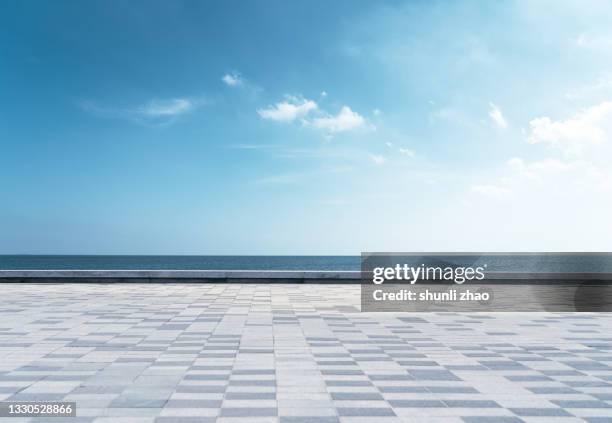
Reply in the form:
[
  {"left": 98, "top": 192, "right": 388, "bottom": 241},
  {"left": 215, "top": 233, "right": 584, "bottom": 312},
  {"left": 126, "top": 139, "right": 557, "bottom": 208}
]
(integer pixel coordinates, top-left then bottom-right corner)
[{"left": 1, "top": 0, "right": 612, "bottom": 254}]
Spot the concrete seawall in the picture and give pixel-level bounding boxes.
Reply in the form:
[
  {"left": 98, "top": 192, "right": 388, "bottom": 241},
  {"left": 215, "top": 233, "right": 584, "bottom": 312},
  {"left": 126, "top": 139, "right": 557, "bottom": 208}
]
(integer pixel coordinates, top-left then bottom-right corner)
[
  {"left": 0, "top": 270, "right": 362, "bottom": 283},
  {"left": 1, "top": 270, "right": 612, "bottom": 284}
]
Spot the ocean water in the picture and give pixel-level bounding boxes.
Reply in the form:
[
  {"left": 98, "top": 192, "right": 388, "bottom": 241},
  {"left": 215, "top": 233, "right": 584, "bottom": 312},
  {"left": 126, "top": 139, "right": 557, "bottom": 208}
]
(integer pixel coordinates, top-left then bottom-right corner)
[{"left": 1, "top": 254, "right": 612, "bottom": 272}]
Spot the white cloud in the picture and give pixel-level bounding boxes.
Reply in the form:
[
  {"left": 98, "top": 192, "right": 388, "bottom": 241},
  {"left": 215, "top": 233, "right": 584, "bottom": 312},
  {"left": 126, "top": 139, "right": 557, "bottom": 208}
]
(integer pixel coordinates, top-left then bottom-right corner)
[
  {"left": 258, "top": 94, "right": 369, "bottom": 135},
  {"left": 464, "top": 98, "right": 612, "bottom": 249},
  {"left": 488, "top": 102, "right": 508, "bottom": 129},
  {"left": 258, "top": 96, "right": 317, "bottom": 122},
  {"left": 370, "top": 154, "right": 386, "bottom": 165},
  {"left": 470, "top": 101, "right": 612, "bottom": 209},
  {"left": 527, "top": 101, "right": 612, "bottom": 156},
  {"left": 398, "top": 148, "right": 415, "bottom": 158},
  {"left": 311, "top": 106, "right": 366, "bottom": 133},
  {"left": 222, "top": 72, "right": 243, "bottom": 87}
]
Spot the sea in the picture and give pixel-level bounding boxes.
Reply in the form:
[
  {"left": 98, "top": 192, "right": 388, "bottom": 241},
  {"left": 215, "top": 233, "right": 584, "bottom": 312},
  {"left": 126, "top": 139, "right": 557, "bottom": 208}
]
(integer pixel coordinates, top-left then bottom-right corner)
[{"left": 1, "top": 254, "right": 612, "bottom": 272}]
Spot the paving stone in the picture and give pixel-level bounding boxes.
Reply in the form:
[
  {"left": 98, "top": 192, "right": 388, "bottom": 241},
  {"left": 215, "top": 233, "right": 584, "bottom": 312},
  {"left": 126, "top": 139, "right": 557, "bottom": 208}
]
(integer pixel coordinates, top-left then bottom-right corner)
[
  {"left": 509, "top": 407, "right": 573, "bottom": 416},
  {"left": 1, "top": 282, "right": 612, "bottom": 421}
]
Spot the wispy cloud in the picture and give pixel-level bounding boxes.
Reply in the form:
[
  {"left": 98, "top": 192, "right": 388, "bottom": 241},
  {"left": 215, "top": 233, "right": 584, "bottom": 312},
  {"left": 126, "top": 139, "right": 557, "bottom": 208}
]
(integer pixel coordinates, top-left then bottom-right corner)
[
  {"left": 258, "top": 96, "right": 318, "bottom": 122},
  {"left": 573, "top": 32, "right": 612, "bottom": 50},
  {"left": 564, "top": 74, "right": 612, "bottom": 99},
  {"left": 230, "top": 143, "right": 276, "bottom": 150},
  {"left": 488, "top": 102, "right": 508, "bottom": 129},
  {"left": 137, "top": 98, "right": 194, "bottom": 117},
  {"left": 255, "top": 173, "right": 303, "bottom": 185},
  {"left": 470, "top": 154, "right": 612, "bottom": 211},
  {"left": 222, "top": 71, "right": 244, "bottom": 87},
  {"left": 79, "top": 97, "right": 203, "bottom": 126},
  {"left": 370, "top": 154, "right": 386, "bottom": 165},
  {"left": 398, "top": 148, "right": 415, "bottom": 157},
  {"left": 255, "top": 166, "right": 352, "bottom": 185}
]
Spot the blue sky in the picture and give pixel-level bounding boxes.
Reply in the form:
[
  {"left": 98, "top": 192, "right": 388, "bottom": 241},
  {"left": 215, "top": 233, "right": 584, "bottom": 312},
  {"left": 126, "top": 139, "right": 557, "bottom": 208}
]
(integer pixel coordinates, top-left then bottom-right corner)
[{"left": 2, "top": 0, "right": 612, "bottom": 254}]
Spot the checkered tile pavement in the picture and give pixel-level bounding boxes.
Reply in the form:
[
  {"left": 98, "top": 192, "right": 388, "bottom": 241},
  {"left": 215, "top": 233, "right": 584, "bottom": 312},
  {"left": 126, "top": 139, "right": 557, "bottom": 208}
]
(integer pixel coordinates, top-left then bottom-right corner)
[{"left": 1, "top": 283, "right": 612, "bottom": 422}]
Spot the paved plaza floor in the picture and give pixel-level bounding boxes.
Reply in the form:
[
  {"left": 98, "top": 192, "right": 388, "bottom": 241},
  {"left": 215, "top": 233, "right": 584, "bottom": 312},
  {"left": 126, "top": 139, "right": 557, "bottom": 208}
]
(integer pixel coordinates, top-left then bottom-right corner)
[{"left": 1, "top": 283, "right": 612, "bottom": 422}]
